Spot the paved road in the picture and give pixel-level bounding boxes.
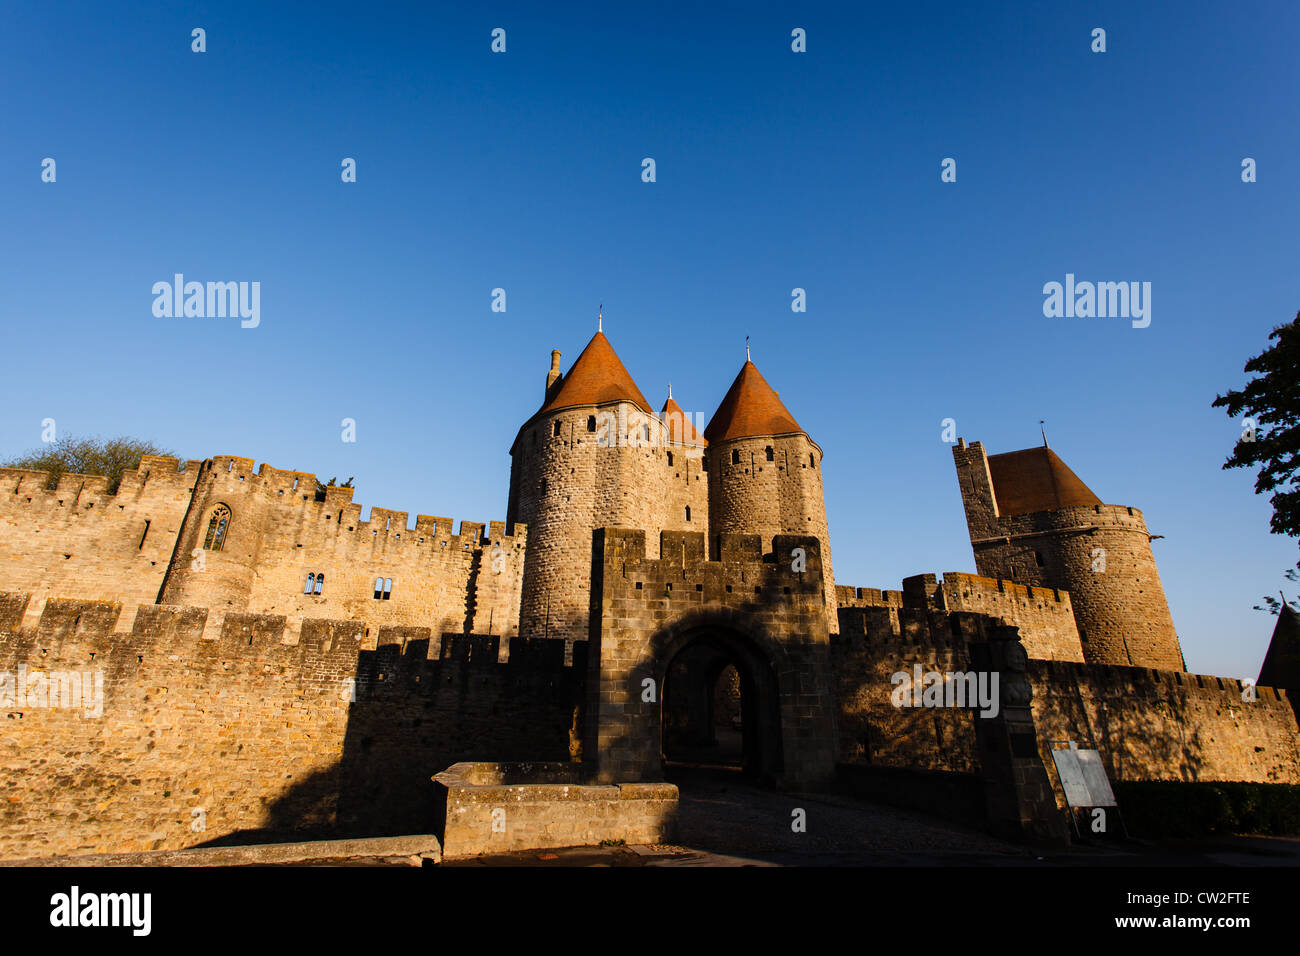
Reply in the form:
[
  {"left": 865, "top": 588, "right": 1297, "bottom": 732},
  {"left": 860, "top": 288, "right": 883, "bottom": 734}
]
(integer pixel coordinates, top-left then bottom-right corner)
[{"left": 444, "top": 769, "right": 1300, "bottom": 868}]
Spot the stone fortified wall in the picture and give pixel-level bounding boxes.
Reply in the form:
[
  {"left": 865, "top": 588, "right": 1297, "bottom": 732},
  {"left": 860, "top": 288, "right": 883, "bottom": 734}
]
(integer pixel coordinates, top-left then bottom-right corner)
[
  {"left": 830, "top": 590, "right": 1300, "bottom": 795},
  {"left": 838, "top": 571, "right": 1083, "bottom": 663},
  {"left": 588, "top": 528, "right": 839, "bottom": 788},
  {"left": 0, "top": 592, "right": 582, "bottom": 860},
  {"left": 0, "top": 457, "right": 201, "bottom": 631},
  {"left": 0, "top": 456, "right": 525, "bottom": 654}
]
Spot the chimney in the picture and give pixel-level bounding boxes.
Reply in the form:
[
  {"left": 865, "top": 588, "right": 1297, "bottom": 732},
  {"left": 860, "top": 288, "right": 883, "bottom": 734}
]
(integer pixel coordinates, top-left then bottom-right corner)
[{"left": 545, "top": 349, "right": 562, "bottom": 400}]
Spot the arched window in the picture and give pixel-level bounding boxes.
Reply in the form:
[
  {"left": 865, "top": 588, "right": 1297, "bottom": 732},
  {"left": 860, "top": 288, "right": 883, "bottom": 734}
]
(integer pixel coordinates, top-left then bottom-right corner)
[
  {"left": 587, "top": 416, "right": 597, "bottom": 432},
  {"left": 304, "top": 573, "right": 315, "bottom": 594},
  {"left": 731, "top": 450, "right": 740, "bottom": 465},
  {"left": 203, "top": 505, "right": 230, "bottom": 551},
  {"left": 374, "top": 577, "right": 384, "bottom": 600},
  {"left": 314, "top": 572, "right": 324, "bottom": 595},
  {"left": 383, "top": 578, "right": 393, "bottom": 600},
  {"left": 765, "top": 446, "right": 774, "bottom": 461}
]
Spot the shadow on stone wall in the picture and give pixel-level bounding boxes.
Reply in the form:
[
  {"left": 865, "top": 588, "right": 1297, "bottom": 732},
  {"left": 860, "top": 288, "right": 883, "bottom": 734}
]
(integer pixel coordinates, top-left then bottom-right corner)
[{"left": 197, "top": 636, "right": 584, "bottom": 847}]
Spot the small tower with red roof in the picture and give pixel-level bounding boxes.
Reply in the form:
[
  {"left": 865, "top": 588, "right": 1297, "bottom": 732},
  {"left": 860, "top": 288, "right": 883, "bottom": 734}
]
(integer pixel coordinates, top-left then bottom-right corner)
[
  {"left": 507, "top": 327, "right": 708, "bottom": 646},
  {"left": 953, "top": 437, "right": 1184, "bottom": 670},
  {"left": 703, "top": 353, "right": 837, "bottom": 633}
]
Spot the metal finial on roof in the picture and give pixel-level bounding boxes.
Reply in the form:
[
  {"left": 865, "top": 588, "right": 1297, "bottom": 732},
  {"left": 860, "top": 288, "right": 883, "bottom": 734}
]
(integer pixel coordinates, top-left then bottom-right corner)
[
  {"left": 746, "top": 335, "right": 750, "bottom": 362},
  {"left": 1040, "top": 420, "right": 1049, "bottom": 448},
  {"left": 598, "top": 303, "right": 602, "bottom": 333},
  {"left": 668, "top": 382, "right": 672, "bottom": 399}
]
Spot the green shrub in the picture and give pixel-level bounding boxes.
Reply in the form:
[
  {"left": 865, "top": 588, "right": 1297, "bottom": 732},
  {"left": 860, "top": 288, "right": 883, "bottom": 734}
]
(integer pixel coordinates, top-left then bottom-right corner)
[{"left": 1114, "top": 781, "right": 1300, "bottom": 838}]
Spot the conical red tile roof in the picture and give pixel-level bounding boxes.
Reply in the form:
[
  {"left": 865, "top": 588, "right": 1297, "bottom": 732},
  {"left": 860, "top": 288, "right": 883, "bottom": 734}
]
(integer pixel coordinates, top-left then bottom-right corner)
[
  {"left": 539, "top": 331, "right": 652, "bottom": 416},
  {"left": 986, "top": 447, "right": 1102, "bottom": 517},
  {"left": 660, "top": 395, "right": 707, "bottom": 447},
  {"left": 704, "top": 361, "right": 804, "bottom": 443}
]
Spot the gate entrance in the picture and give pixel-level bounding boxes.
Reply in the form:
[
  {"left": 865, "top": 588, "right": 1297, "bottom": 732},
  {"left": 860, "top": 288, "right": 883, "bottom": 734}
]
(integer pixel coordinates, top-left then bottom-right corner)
[{"left": 660, "top": 628, "right": 782, "bottom": 782}]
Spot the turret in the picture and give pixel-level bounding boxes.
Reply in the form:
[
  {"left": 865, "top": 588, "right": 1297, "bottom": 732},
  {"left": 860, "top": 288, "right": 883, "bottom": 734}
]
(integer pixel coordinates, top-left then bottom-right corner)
[
  {"left": 507, "top": 329, "right": 690, "bottom": 647},
  {"left": 703, "top": 356, "right": 836, "bottom": 633},
  {"left": 953, "top": 438, "right": 1184, "bottom": 670}
]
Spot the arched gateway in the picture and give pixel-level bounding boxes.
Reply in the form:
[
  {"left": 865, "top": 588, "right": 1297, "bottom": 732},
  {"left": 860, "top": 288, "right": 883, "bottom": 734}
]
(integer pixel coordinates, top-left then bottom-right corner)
[
  {"left": 659, "top": 624, "right": 784, "bottom": 781},
  {"left": 585, "top": 528, "right": 838, "bottom": 789}
]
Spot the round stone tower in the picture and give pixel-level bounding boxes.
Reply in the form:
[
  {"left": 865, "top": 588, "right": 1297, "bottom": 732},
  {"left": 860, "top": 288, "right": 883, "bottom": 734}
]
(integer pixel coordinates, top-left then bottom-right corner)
[
  {"left": 507, "top": 329, "right": 684, "bottom": 646},
  {"left": 703, "top": 357, "right": 837, "bottom": 633},
  {"left": 953, "top": 439, "right": 1185, "bottom": 670}
]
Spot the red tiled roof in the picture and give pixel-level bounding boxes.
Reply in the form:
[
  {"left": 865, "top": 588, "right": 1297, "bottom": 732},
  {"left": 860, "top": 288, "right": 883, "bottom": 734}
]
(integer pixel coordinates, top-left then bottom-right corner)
[
  {"left": 539, "top": 331, "right": 651, "bottom": 416},
  {"left": 660, "top": 396, "right": 707, "bottom": 447},
  {"left": 704, "top": 361, "right": 804, "bottom": 443},
  {"left": 987, "top": 447, "right": 1101, "bottom": 517}
]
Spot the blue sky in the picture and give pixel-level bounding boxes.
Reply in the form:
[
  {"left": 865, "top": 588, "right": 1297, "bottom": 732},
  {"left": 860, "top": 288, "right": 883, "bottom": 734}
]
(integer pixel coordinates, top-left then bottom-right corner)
[{"left": 2, "top": 1, "right": 1296, "bottom": 679}]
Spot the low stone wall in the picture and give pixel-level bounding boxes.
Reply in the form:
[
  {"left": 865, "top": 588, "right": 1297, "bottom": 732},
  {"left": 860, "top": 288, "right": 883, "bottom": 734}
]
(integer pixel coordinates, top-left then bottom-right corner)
[{"left": 432, "top": 762, "right": 678, "bottom": 859}]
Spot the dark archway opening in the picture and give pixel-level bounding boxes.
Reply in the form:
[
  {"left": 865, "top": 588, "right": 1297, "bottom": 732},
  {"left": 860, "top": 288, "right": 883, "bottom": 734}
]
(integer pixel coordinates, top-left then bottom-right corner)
[{"left": 660, "top": 629, "right": 782, "bottom": 784}]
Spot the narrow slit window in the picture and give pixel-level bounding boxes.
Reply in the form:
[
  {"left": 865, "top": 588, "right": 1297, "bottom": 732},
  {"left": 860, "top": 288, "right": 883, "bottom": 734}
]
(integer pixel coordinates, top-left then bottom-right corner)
[{"left": 138, "top": 519, "right": 151, "bottom": 550}]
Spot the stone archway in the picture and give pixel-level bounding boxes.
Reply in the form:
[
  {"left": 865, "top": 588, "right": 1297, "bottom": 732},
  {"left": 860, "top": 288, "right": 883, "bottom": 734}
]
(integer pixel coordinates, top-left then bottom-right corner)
[{"left": 658, "top": 625, "right": 784, "bottom": 782}]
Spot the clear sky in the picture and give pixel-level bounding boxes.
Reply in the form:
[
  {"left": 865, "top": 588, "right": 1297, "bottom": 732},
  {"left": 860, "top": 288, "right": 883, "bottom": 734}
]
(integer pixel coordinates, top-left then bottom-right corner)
[{"left": 2, "top": 1, "right": 1296, "bottom": 680}]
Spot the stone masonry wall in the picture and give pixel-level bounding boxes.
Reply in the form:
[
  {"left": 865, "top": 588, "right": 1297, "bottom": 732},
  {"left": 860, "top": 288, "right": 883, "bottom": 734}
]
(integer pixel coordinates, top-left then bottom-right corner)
[
  {"left": 588, "top": 528, "right": 838, "bottom": 788},
  {"left": 0, "top": 457, "right": 200, "bottom": 631},
  {"left": 510, "top": 404, "right": 708, "bottom": 648},
  {"left": 0, "top": 593, "right": 581, "bottom": 860},
  {"left": 934, "top": 572, "right": 1083, "bottom": 662},
  {"left": 707, "top": 433, "right": 836, "bottom": 633},
  {"left": 831, "top": 607, "right": 990, "bottom": 773},
  {"left": 1029, "top": 660, "right": 1300, "bottom": 805},
  {"left": 837, "top": 573, "right": 1083, "bottom": 663},
  {"left": 157, "top": 457, "right": 525, "bottom": 649}
]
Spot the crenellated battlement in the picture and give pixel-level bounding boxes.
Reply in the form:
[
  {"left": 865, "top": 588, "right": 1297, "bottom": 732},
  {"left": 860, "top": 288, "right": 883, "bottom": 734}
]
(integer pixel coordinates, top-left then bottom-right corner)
[
  {"left": 604, "top": 528, "right": 822, "bottom": 570},
  {"left": 0, "top": 592, "right": 581, "bottom": 674},
  {"left": 1032, "top": 658, "right": 1290, "bottom": 703},
  {"left": 197, "top": 456, "right": 525, "bottom": 550},
  {"left": 0, "top": 455, "right": 201, "bottom": 503},
  {"left": 836, "top": 585, "right": 905, "bottom": 609}
]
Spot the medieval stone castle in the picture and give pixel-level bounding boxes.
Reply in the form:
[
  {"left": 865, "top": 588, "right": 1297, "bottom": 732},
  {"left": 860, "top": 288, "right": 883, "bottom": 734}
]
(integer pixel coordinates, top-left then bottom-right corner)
[{"left": 1, "top": 328, "right": 1297, "bottom": 858}]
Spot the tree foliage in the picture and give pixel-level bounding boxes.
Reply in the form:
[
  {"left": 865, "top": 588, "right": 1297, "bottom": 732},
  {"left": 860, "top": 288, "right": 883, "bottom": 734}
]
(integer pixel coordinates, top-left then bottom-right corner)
[
  {"left": 314, "top": 476, "right": 354, "bottom": 501},
  {"left": 1214, "top": 311, "right": 1300, "bottom": 613},
  {"left": 2, "top": 435, "right": 177, "bottom": 494}
]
